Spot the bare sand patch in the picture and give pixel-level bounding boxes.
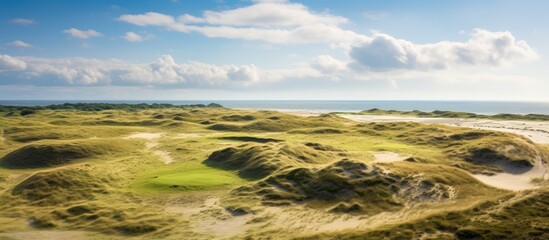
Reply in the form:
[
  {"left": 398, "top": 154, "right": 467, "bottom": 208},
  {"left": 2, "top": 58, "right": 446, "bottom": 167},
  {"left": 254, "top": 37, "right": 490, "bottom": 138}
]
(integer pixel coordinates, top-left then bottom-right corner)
[
  {"left": 125, "top": 132, "right": 163, "bottom": 140},
  {"left": 153, "top": 150, "right": 174, "bottom": 164},
  {"left": 371, "top": 152, "right": 407, "bottom": 163},
  {"left": 125, "top": 132, "right": 173, "bottom": 164},
  {"left": 472, "top": 162, "right": 548, "bottom": 191}
]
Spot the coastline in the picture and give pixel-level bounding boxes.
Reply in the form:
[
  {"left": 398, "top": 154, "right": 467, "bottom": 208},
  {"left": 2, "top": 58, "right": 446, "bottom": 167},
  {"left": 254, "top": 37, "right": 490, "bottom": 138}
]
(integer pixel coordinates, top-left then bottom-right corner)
[{"left": 273, "top": 109, "right": 549, "bottom": 144}]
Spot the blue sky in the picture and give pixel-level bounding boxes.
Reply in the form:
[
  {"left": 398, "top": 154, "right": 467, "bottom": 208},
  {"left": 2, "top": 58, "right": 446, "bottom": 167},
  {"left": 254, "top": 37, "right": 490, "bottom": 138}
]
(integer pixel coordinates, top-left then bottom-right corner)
[{"left": 1, "top": 0, "right": 548, "bottom": 100}]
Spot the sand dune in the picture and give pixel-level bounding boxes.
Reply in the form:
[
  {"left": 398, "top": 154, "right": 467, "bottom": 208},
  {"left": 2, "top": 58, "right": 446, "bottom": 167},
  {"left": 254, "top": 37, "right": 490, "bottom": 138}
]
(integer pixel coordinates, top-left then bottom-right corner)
[
  {"left": 338, "top": 114, "right": 549, "bottom": 191},
  {"left": 340, "top": 114, "right": 549, "bottom": 144}
]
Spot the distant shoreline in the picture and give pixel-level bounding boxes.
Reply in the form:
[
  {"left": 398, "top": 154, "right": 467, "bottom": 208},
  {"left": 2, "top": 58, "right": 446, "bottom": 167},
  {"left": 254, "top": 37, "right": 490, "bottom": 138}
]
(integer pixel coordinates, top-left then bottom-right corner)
[{"left": 2, "top": 100, "right": 549, "bottom": 115}]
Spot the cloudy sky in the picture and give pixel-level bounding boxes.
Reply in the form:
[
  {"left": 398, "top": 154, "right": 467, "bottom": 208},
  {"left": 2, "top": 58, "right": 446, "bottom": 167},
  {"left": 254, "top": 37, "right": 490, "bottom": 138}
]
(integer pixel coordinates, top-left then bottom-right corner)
[{"left": 1, "top": 0, "right": 548, "bottom": 100}]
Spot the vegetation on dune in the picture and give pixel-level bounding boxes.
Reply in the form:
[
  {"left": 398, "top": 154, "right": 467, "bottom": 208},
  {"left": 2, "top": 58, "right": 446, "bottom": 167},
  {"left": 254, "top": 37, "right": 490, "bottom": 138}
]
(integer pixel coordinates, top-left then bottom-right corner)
[
  {"left": 338, "top": 108, "right": 549, "bottom": 121},
  {"left": 1, "top": 139, "right": 137, "bottom": 168},
  {"left": 288, "top": 127, "right": 348, "bottom": 134},
  {"left": 208, "top": 113, "right": 347, "bottom": 132},
  {"left": 0, "top": 105, "right": 547, "bottom": 239},
  {"left": 218, "top": 136, "right": 283, "bottom": 143},
  {"left": 302, "top": 191, "right": 549, "bottom": 240},
  {"left": 10, "top": 169, "right": 111, "bottom": 206},
  {"left": 0, "top": 102, "right": 223, "bottom": 114},
  {"left": 8, "top": 170, "right": 176, "bottom": 235},
  {"left": 33, "top": 201, "right": 176, "bottom": 236},
  {"left": 204, "top": 142, "right": 346, "bottom": 179},
  {"left": 354, "top": 122, "right": 545, "bottom": 174},
  {"left": 235, "top": 159, "right": 454, "bottom": 214},
  {"left": 2, "top": 125, "right": 136, "bottom": 142}
]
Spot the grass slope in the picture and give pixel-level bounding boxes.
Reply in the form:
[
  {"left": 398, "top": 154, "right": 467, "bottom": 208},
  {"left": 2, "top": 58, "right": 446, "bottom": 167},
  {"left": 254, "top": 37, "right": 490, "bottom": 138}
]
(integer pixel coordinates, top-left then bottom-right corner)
[{"left": 1, "top": 139, "right": 137, "bottom": 168}]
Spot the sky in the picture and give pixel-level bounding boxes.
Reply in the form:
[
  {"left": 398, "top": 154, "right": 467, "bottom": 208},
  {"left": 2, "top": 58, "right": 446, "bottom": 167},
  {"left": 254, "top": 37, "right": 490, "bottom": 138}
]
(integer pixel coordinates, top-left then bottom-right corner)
[{"left": 0, "top": 0, "right": 548, "bottom": 101}]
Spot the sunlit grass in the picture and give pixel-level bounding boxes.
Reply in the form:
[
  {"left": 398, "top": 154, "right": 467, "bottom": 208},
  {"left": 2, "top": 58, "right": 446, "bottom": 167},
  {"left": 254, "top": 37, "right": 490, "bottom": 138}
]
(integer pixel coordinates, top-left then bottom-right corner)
[{"left": 133, "top": 163, "right": 246, "bottom": 191}]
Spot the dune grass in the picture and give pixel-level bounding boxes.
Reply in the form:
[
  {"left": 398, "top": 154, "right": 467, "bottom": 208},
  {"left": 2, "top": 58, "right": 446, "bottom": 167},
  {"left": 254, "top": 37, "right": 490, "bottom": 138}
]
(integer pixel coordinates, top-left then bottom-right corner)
[
  {"left": 0, "top": 106, "right": 547, "bottom": 239},
  {"left": 337, "top": 108, "right": 549, "bottom": 121}
]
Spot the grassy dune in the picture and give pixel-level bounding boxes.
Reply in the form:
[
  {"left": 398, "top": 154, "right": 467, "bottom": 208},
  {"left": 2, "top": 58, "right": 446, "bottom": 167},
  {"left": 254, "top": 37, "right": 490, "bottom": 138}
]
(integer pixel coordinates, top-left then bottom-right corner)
[
  {"left": 0, "top": 105, "right": 547, "bottom": 239},
  {"left": 338, "top": 108, "right": 549, "bottom": 121}
]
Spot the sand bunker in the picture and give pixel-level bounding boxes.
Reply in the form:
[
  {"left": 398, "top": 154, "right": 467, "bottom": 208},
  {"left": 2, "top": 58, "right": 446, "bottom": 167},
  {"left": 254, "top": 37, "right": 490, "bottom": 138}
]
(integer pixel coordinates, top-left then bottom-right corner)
[
  {"left": 125, "top": 132, "right": 163, "bottom": 140},
  {"left": 472, "top": 162, "right": 548, "bottom": 191},
  {"left": 371, "top": 152, "right": 407, "bottom": 163}
]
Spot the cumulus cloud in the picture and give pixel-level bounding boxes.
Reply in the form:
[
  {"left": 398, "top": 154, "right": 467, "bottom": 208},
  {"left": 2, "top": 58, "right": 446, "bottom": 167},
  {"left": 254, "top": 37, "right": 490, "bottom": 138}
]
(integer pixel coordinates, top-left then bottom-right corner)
[
  {"left": 312, "top": 55, "right": 347, "bottom": 74},
  {"left": 7, "top": 40, "right": 34, "bottom": 48},
  {"left": 123, "top": 32, "right": 143, "bottom": 42},
  {"left": 118, "top": 1, "right": 364, "bottom": 44},
  {"left": 118, "top": 1, "right": 536, "bottom": 73},
  {"left": 9, "top": 18, "right": 35, "bottom": 25},
  {"left": 187, "top": 24, "right": 364, "bottom": 44},
  {"left": 0, "top": 54, "right": 27, "bottom": 72},
  {"left": 348, "top": 29, "right": 537, "bottom": 71},
  {"left": 0, "top": 54, "right": 270, "bottom": 87},
  {"left": 63, "top": 28, "right": 102, "bottom": 39},
  {"left": 179, "top": 1, "right": 348, "bottom": 27},
  {"left": 119, "top": 12, "right": 176, "bottom": 27}
]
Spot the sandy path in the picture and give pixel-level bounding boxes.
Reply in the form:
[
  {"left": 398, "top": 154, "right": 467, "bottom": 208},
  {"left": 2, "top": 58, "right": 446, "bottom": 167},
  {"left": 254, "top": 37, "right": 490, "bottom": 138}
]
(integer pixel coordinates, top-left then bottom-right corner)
[
  {"left": 125, "top": 132, "right": 173, "bottom": 164},
  {"left": 371, "top": 152, "right": 407, "bottom": 163}
]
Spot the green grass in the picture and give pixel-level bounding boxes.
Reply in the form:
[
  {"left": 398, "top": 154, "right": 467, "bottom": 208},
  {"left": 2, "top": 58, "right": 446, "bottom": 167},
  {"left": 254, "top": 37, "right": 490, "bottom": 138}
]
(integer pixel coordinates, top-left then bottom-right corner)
[{"left": 133, "top": 163, "right": 246, "bottom": 192}]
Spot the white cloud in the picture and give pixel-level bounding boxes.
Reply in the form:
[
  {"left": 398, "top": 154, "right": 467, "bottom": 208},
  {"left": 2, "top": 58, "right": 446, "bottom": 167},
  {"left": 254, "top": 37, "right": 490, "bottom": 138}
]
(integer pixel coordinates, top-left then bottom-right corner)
[
  {"left": 118, "top": 1, "right": 364, "bottom": 44},
  {"left": 7, "top": 40, "right": 34, "bottom": 48},
  {"left": 123, "top": 32, "right": 143, "bottom": 42},
  {"left": 348, "top": 29, "right": 537, "bottom": 71},
  {"left": 186, "top": 23, "right": 365, "bottom": 44},
  {"left": 312, "top": 55, "right": 347, "bottom": 74},
  {"left": 0, "top": 54, "right": 271, "bottom": 87},
  {"left": 117, "top": 1, "right": 537, "bottom": 73},
  {"left": 119, "top": 55, "right": 262, "bottom": 85},
  {"left": 9, "top": 18, "right": 35, "bottom": 25},
  {"left": 118, "top": 12, "right": 176, "bottom": 27},
  {"left": 63, "top": 28, "right": 102, "bottom": 39},
  {"left": 0, "top": 54, "right": 27, "bottom": 72},
  {"left": 179, "top": 1, "right": 348, "bottom": 27}
]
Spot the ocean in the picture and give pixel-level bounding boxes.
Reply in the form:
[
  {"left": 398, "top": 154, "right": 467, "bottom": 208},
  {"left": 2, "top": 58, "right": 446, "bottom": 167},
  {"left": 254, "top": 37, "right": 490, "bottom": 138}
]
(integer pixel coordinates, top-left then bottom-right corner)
[{"left": 1, "top": 100, "right": 549, "bottom": 115}]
